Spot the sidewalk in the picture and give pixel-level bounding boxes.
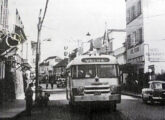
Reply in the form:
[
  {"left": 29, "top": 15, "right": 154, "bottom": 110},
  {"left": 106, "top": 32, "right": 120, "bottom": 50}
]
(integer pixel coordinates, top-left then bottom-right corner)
[
  {"left": 0, "top": 84, "right": 66, "bottom": 120},
  {"left": 39, "top": 84, "right": 66, "bottom": 93},
  {"left": 0, "top": 99, "right": 26, "bottom": 120},
  {"left": 122, "top": 91, "right": 142, "bottom": 98}
]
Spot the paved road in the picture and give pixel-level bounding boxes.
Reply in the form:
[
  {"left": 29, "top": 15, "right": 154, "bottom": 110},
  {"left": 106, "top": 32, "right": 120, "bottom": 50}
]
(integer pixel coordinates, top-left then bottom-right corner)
[{"left": 18, "top": 92, "right": 165, "bottom": 120}]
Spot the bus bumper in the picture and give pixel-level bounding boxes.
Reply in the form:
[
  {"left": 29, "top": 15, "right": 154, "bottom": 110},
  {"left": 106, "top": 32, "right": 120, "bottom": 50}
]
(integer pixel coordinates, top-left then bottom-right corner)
[{"left": 73, "top": 94, "right": 121, "bottom": 103}]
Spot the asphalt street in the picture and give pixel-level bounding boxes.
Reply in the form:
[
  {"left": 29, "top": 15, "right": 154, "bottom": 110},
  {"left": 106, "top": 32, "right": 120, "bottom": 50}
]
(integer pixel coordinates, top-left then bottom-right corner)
[{"left": 17, "top": 92, "right": 165, "bottom": 120}]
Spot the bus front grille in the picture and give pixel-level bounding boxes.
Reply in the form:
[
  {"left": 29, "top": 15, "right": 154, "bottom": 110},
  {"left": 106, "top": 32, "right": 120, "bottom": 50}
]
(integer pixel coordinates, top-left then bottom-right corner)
[{"left": 84, "top": 86, "right": 110, "bottom": 94}]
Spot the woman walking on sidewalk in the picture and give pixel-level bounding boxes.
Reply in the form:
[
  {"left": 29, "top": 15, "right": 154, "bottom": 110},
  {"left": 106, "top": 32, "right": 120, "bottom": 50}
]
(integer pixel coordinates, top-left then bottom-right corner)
[{"left": 25, "top": 83, "right": 33, "bottom": 116}]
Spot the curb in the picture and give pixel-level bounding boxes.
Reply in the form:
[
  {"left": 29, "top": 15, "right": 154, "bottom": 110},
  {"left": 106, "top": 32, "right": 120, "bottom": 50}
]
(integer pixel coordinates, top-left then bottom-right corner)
[{"left": 121, "top": 91, "right": 142, "bottom": 98}]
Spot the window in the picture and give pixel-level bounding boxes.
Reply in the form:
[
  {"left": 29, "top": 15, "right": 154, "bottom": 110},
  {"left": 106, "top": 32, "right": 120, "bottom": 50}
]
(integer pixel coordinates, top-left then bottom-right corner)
[
  {"left": 137, "top": 1, "right": 142, "bottom": 16},
  {"left": 0, "top": 5, "right": 2, "bottom": 24},
  {"left": 97, "top": 65, "right": 117, "bottom": 78},
  {"left": 132, "top": 31, "right": 136, "bottom": 46},
  {"left": 127, "top": 35, "right": 131, "bottom": 48},
  {"left": 136, "top": 30, "right": 140, "bottom": 44},
  {"left": 72, "top": 65, "right": 96, "bottom": 79},
  {"left": 139, "top": 28, "right": 143, "bottom": 43},
  {"left": 153, "top": 83, "right": 165, "bottom": 89},
  {"left": 127, "top": 1, "right": 141, "bottom": 24},
  {"left": 71, "top": 64, "right": 118, "bottom": 79},
  {"left": 127, "top": 9, "right": 131, "bottom": 23},
  {"left": 131, "top": 6, "right": 135, "bottom": 19},
  {"left": 0, "top": 61, "right": 5, "bottom": 80}
]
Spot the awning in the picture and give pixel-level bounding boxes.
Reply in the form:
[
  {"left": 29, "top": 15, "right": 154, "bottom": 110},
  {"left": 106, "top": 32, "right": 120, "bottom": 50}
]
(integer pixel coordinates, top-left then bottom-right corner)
[
  {"left": 22, "top": 59, "right": 31, "bottom": 69},
  {"left": 15, "top": 25, "right": 27, "bottom": 43},
  {"left": 1, "top": 47, "right": 17, "bottom": 57}
]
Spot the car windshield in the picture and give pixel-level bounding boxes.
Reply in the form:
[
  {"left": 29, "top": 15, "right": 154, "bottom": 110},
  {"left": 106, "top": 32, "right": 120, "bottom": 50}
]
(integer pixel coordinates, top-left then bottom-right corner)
[
  {"left": 153, "top": 82, "right": 165, "bottom": 89},
  {"left": 71, "top": 64, "right": 118, "bottom": 79}
]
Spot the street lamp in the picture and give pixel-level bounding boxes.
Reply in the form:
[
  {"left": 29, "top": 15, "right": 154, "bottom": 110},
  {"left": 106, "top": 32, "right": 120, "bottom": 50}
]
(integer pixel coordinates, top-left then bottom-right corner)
[{"left": 86, "top": 32, "right": 91, "bottom": 36}]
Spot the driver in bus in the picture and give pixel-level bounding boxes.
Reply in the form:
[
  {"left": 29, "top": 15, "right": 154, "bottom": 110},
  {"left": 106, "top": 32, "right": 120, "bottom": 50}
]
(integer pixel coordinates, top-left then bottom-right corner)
[{"left": 85, "top": 70, "right": 93, "bottom": 78}]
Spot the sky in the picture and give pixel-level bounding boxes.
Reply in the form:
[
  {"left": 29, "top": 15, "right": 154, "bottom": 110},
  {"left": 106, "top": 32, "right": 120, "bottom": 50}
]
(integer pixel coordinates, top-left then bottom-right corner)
[{"left": 13, "top": 0, "right": 126, "bottom": 60}]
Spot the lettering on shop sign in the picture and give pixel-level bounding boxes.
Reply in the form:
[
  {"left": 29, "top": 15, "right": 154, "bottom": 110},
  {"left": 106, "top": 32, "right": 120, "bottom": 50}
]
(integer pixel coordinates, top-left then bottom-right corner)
[
  {"left": 130, "top": 47, "right": 140, "bottom": 54},
  {"left": 148, "top": 48, "right": 165, "bottom": 61}
]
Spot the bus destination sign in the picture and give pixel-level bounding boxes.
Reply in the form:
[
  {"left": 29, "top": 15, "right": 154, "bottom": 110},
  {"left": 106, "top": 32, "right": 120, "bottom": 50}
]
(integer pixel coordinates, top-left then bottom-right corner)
[{"left": 82, "top": 58, "right": 109, "bottom": 63}]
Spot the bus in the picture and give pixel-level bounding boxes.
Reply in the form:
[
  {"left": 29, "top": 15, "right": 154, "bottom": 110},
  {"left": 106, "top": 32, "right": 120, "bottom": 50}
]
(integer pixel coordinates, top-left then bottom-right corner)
[{"left": 66, "top": 55, "right": 121, "bottom": 111}]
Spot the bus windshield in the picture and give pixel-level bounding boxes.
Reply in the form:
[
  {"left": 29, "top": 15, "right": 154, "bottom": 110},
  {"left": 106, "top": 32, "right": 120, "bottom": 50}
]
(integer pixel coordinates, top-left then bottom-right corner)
[{"left": 72, "top": 64, "right": 118, "bottom": 79}]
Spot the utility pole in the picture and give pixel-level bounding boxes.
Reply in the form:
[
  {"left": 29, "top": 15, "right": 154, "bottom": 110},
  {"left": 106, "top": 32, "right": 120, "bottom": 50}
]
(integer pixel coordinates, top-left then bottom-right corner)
[{"left": 35, "top": 0, "right": 49, "bottom": 100}]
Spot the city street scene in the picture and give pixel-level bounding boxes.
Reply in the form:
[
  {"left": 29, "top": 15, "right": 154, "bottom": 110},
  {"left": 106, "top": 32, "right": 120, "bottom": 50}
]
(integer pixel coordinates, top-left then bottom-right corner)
[{"left": 0, "top": 0, "right": 165, "bottom": 120}]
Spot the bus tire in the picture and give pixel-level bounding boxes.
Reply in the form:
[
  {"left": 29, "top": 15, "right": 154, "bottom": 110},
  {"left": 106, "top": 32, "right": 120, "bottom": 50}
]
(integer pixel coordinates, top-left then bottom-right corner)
[
  {"left": 69, "top": 101, "right": 75, "bottom": 112},
  {"left": 113, "top": 103, "right": 117, "bottom": 112},
  {"left": 66, "top": 89, "right": 68, "bottom": 100},
  {"left": 109, "top": 103, "right": 116, "bottom": 112},
  {"left": 69, "top": 95, "right": 75, "bottom": 112},
  {"left": 142, "top": 95, "right": 147, "bottom": 104}
]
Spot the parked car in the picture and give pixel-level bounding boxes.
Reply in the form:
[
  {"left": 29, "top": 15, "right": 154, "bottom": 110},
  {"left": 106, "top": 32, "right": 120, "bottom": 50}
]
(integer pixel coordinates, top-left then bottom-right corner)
[
  {"left": 56, "top": 78, "right": 66, "bottom": 88},
  {"left": 142, "top": 80, "right": 165, "bottom": 104}
]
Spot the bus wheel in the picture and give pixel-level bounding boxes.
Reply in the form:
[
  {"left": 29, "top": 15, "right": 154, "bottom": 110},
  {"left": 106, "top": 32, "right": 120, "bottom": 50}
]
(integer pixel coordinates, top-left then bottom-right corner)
[
  {"left": 66, "top": 89, "right": 68, "bottom": 100},
  {"left": 69, "top": 101, "right": 75, "bottom": 112},
  {"left": 69, "top": 97, "right": 75, "bottom": 112},
  {"left": 113, "top": 104, "right": 117, "bottom": 111},
  {"left": 142, "top": 95, "right": 147, "bottom": 104},
  {"left": 109, "top": 103, "right": 116, "bottom": 112}
]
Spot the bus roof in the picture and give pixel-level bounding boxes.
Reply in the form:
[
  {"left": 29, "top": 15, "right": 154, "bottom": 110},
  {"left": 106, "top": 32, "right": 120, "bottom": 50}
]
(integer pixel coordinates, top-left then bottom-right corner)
[{"left": 67, "top": 55, "right": 118, "bottom": 68}]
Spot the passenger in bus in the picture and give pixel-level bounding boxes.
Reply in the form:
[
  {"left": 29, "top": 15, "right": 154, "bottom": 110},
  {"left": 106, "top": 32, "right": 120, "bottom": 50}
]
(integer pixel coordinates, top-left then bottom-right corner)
[{"left": 78, "top": 70, "right": 85, "bottom": 78}]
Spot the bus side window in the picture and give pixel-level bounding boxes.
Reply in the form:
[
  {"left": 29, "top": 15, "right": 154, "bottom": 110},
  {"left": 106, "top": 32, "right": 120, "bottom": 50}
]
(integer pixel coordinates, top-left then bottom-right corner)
[{"left": 72, "top": 66, "right": 77, "bottom": 78}]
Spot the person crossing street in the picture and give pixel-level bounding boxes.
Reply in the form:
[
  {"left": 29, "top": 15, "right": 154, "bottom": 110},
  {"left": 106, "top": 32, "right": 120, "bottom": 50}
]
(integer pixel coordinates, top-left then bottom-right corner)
[{"left": 45, "top": 75, "right": 49, "bottom": 89}]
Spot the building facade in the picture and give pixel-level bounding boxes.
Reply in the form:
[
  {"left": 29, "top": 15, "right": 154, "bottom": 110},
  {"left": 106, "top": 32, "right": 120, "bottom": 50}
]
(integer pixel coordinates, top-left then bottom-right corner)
[
  {"left": 53, "top": 58, "right": 68, "bottom": 78},
  {"left": 126, "top": 0, "right": 165, "bottom": 75},
  {"left": 39, "top": 56, "right": 62, "bottom": 76},
  {"left": 0, "top": 0, "right": 8, "bottom": 30},
  {"left": 0, "top": 0, "right": 29, "bottom": 102}
]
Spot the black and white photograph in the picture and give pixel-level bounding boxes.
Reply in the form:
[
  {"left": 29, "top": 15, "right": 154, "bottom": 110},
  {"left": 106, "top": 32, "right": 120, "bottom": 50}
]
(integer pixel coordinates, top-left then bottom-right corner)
[{"left": 0, "top": 0, "right": 165, "bottom": 120}]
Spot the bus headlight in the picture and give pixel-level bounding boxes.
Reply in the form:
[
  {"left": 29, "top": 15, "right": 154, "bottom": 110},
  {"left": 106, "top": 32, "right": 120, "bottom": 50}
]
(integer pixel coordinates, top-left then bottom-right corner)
[
  {"left": 110, "top": 85, "right": 121, "bottom": 94},
  {"left": 72, "top": 87, "right": 84, "bottom": 96}
]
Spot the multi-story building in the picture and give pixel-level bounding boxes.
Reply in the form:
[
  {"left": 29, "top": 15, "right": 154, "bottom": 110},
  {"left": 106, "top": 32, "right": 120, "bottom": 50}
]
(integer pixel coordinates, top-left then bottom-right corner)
[
  {"left": 126, "top": 0, "right": 165, "bottom": 74},
  {"left": 0, "top": 0, "right": 29, "bottom": 101},
  {"left": 39, "top": 56, "right": 62, "bottom": 76},
  {"left": 53, "top": 58, "right": 68, "bottom": 77},
  {"left": 30, "top": 41, "right": 37, "bottom": 72},
  {"left": 0, "top": 0, "right": 8, "bottom": 30},
  {"left": 92, "top": 29, "right": 126, "bottom": 55}
]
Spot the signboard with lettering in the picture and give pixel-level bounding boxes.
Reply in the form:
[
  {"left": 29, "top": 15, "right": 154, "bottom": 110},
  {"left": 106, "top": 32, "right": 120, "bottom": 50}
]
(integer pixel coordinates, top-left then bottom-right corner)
[
  {"left": 127, "top": 44, "right": 144, "bottom": 61},
  {"left": 82, "top": 58, "right": 109, "bottom": 63},
  {"left": 148, "top": 46, "right": 165, "bottom": 62}
]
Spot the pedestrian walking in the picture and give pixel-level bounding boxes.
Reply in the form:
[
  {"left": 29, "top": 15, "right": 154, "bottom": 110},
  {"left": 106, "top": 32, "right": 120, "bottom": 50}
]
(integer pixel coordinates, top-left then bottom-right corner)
[
  {"left": 50, "top": 75, "right": 54, "bottom": 89},
  {"left": 25, "top": 83, "right": 33, "bottom": 116},
  {"left": 45, "top": 75, "right": 49, "bottom": 89},
  {"left": 23, "top": 73, "right": 28, "bottom": 92}
]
